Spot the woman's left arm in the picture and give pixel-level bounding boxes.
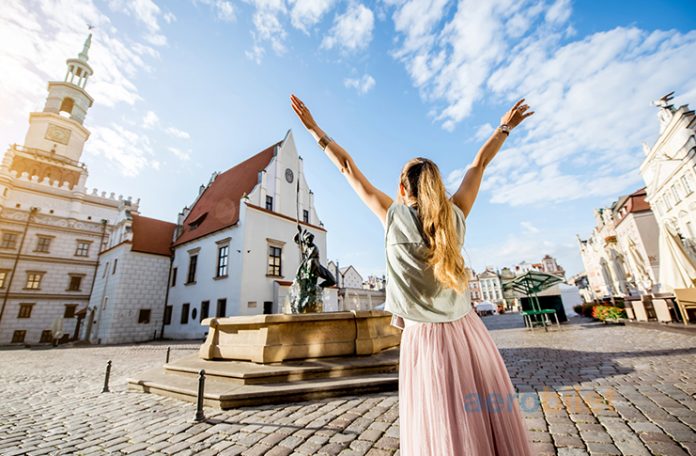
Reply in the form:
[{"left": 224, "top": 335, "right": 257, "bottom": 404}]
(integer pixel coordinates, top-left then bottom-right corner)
[{"left": 291, "top": 94, "right": 393, "bottom": 228}]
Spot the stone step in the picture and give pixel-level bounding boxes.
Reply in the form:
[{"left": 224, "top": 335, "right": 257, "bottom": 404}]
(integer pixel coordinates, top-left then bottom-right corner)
[
  {"left": 162, "top": 348, "right": 400, "bottom": 385},
  {"left": 127, "top": 368, "right": 398, "bottom": 409}
]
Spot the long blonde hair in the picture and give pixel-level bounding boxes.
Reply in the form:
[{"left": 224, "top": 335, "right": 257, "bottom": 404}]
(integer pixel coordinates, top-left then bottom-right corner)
[{"left": 399, "top": 157, "right": 468, "bottom": 293}]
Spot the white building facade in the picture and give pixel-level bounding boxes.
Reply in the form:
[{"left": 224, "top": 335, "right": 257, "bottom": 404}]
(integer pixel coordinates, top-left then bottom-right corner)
[
  {"left": 164, "top": 131, "right": 338, "bottom": 339},
  {"left": 613, "top": 188, "right": 660, "bottom": 294},
  {"left": 0, "top": 35, "right": 130, "bottom": 345},
  {"left": 86, "top": 213, "right": 175, "bottom": 344},
  {"left": 640, "top": 94, "right": 696, "bottom": 288},
  {"left": 478, "top": 268, "right": 503, "bottom": 304}
]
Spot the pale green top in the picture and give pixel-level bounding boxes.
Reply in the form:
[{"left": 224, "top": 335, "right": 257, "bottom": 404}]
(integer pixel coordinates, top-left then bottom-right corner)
[{"left": 383, "top": 201, "right": 473, "bottom": 323}]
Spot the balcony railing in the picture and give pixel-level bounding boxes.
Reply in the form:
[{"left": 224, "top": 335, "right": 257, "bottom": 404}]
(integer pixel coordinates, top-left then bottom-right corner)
[{"left": 11, "top": 144, "right": 87, "bottom": 170}]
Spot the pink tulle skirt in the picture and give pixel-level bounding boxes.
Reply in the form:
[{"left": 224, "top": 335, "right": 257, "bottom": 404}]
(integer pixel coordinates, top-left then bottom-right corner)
[{"left": 398, "top": 310, "right": 534, "bottom": 456}]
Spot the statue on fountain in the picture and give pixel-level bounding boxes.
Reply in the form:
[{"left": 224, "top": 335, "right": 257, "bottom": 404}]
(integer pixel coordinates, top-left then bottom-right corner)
[{"left": 290, "top": 225, "right": 336, "bottom": 313}]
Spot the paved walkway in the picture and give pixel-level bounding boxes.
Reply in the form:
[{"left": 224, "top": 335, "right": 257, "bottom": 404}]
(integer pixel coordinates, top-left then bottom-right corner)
[{"left": 1, "top": 314, "right": 695, "bottom": 455}]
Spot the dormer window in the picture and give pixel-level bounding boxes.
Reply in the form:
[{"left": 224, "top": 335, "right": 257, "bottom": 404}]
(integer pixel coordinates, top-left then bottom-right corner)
[{"left": 188, "top": 213, "right": 207, "bottom": 230}]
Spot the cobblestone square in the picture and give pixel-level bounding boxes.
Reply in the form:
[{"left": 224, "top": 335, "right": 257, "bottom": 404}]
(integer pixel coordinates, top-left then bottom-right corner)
[{"left": 1, "top": 315, "right": 696, "bottom": 456}]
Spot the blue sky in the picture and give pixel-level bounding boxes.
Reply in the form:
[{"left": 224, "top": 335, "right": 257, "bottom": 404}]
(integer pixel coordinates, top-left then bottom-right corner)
[{"left": 1, "top": 0, "right": 695, "bottom": 278}]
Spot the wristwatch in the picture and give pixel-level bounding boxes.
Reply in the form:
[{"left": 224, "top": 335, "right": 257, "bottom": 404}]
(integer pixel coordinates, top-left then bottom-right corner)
[
  {"left": 497, "top": 124, "right": 511, "bottom": 136},
  {"left": 318, "top": 134, "right": 334, "bottom": 150}
]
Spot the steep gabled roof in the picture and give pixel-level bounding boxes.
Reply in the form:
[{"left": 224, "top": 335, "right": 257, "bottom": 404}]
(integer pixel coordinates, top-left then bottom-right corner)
[
  {"left": 174, "top": 141, "right": 279, "bottom": 246},
  {"left": 131, "top": 214, "right": 177, "bottom": 256}
]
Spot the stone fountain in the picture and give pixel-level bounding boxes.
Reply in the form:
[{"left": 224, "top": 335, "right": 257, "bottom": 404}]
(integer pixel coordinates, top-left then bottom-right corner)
[{"left": 128, "top": 227, "right": 401, "bottom": 409}]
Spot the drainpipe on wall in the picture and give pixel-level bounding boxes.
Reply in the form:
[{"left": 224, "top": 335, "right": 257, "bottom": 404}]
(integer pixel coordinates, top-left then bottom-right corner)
[
  {"left": 159, "top": 254, "right": 174, "bottom": 340},
  {"left": 80, "top": 219, "right": 107, "bottom": 341},
  {"left": 0, "top": 206, "right": 38, "bottom": 325}
]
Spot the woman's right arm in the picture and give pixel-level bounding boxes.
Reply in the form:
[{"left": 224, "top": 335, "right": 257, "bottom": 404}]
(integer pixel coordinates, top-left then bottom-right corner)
[
  {"left": 290, "top": 94, "right": 393, "bottom": 228},
  {"left": 451, "top": 98, "right": 534, "bottom": 218}
]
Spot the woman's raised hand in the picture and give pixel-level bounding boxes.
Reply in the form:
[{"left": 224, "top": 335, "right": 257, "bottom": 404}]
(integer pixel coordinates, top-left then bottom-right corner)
[
  {"left": 500, "top": 98, "right": 534, "bottom": 130},
  {"left": 290, "top": 94, "right": 319, "bottom": 132}
]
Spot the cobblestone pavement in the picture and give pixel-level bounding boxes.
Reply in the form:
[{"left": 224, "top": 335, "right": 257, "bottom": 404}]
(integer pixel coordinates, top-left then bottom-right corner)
[{"left": 1, "top": 316, "right": 696, "bottom": 456}]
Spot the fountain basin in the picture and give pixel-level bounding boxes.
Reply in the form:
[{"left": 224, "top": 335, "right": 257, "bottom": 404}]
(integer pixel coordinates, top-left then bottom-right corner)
[{"left": 199, "top": 310, "right": 400, "bottom": 363}]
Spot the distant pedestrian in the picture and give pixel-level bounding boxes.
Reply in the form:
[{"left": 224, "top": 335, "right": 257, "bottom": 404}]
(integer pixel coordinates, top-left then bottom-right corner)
[
  {"left": 51, "top": 316, "right": 64, "bottom": 347},
  {"left": 291, "top": 94, "right": 535, "bottom": 455}
]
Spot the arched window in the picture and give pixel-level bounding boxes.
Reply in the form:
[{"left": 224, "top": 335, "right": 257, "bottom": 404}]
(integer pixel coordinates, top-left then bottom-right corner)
[{"left": 59, "top": 97, "right": 74, "bottom": 115}]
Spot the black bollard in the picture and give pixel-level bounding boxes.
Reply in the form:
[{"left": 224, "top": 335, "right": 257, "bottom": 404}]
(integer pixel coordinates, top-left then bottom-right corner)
[
  {"left": 102, "top": 360, "right": 112, "bottom": 393},
  {"left": 195, "top": 369, "right": 206, "bottom": 422},
  {"left": 166, "top": 346, "right": 171, "bottom": 364}
]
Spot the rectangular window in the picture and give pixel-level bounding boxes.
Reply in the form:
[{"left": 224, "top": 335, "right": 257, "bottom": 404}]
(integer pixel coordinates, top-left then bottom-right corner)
[
  {"left": 75, "top": 241, "right": 91, "bottom": 257},
  {"left": 217, "top": 246, "right": 229, "bottom": 277},
  {"left": 263, "top": 301, "right": 273, "bottom": 314},
  {"left": 171, "top": 267, "right": 178, "bottom": 287},
  {"left": 187, "top": 255, "right": 198, "bottom": 284},
  {"left": 303, "top": 210, "right": 309, "bottom": 223},
  {"left": 103, "top": 262, "right": 109, "bottom": 278},
  {"left": 664, "top": 193, "right": 672, "bottom": 209},
  {"left": 248, "top": 301, "right": 257, "bottom": 308},
  {"left": 267, "top": 246, "right": 282, "bottom": 276},
  {"left": 683, "top": 175, "right": 694, "bottom": 194},
  {"left": 35, "top": 236, "right": 52, "bottom": 253},
  {"left": 138, "top": 309, "right": 151, "bottom": 324},
  {"left": 216, "top": 298, "right": 227, "bottom": 318},
  {"left": 0, "top": 270, "right": 8, "bottom": 289},
  {"left": 25, "top": 272, "right": 43, "bottom": 290},
  {"left": 11, "top": 330, "right": 26, "bottom": 343},
  {"left": 1, "top": 232, "right": 18, "bottom": 249},
  {"left": 67, "top": 275, "right": 83, "bottom": 291},
  {"left": 164, "top": 305, "right": 173, "bottom": 325},
  {"left": 112, "top": 259, "right": 118, "bottom": 274},
  {"left": 201, "top": 301, "right": 210, "bottom": 321},
  {"left": 39, "top": 330, "right": 53, "bottom": 343},
  {"left": 18, "top": 303, "right": 33, "bottom": 319},
  {"left": 672, "top": 185, "right": 682, "bottom": 203},
  {"left": 265, "top": 195, "right": 273, "bottom": 211},
  {"left": 181, "top": 303, "right": 190, "bottom": 324},
  {"left": 64, "top": 304, "right": 77, "bottom": 319}
]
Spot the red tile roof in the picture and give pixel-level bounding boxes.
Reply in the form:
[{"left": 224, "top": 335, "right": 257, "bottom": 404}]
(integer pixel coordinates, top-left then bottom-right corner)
[
  {"left": 615, "top": 187, "right": 651, "bottom": 227},
  {"left": 174, "top": 142, "right": 279, "bottom": 246},
  {"left": 131, "top": 214, "right": 177, "bottom": 256}
]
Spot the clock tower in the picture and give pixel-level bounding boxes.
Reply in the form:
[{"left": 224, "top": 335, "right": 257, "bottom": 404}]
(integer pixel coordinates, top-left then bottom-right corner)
[{"left": 8, "top": 34, "right": 95, "bottom": 190}]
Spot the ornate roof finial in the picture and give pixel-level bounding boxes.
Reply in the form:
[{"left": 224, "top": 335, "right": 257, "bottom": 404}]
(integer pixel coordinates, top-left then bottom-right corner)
[{"left": 78, "top": 30, "right": 93, "bottom": 62}]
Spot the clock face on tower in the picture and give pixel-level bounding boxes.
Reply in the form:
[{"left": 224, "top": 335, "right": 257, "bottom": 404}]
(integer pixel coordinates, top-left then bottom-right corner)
[
  {"left": 45, "top": 123, "right": 71, "bottom": 146},
  {"left": 285, "top": 168, "right": 294, "bottom": 183}
]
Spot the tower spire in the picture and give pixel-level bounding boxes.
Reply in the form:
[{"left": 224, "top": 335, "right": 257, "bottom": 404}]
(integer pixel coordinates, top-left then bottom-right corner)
[{"left": 78, "top": 33, "right": 92, "bottom": 62}]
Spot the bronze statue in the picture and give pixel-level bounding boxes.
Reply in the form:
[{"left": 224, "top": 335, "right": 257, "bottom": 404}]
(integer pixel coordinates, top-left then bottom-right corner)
[{"left": 291, "top": 224, "right": 336, "bottom": 313}]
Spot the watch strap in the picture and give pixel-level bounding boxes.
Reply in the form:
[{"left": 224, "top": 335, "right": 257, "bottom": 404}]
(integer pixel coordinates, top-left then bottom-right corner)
[{"left": 318, "top": 134, "right": 333, "bottom": 150}]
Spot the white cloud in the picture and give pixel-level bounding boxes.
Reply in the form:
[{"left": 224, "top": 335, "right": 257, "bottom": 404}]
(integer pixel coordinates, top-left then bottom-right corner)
[
  {"left": 474, "top": 123, "right": 493, "bottom": 141},
  {"left": 520, "top": 221, "right": 540, "bottom": 234},
  {"left": 168, "top": 146, "right": 191, "bottom": 161},
  {"left": 108, "top": 0, "right": 168, "bottom": 45},
  {"left": 245, "top": 0, "right": 288, "bottom": 61},
  {"left": 143, "top": 110, "right": 159, "bottom": 128},
  {"left": 322, "top": 3, "right": 374, "bottom": 52},
  {"left": 344, "top": 74, "right": 376, "bottom": 94},
  {"left": 386, "top": 0, "right": 696, "bottom": 207},
  {"left": 88, "top": 124, "right": 158, "bottom": 177},
  {"left": 195, "top": 0, "right": 237, "bottom": 22},
  {"left": 165, "top": 126, "right": 191, "bottom": 140},
  {"left": 245, "top": 45, "right": 265, "bottom": 64},
  {"left": 289, "top": 0, "right": 335, "bottom": 32}
]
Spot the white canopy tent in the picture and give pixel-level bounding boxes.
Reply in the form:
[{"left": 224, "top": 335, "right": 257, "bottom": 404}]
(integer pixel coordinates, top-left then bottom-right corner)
[
  {"left": 658, "top": 224, "right": 696, "bottom": 292},
  {"left": 475, "top": 301, "right": 497, "bottom": 314}
]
